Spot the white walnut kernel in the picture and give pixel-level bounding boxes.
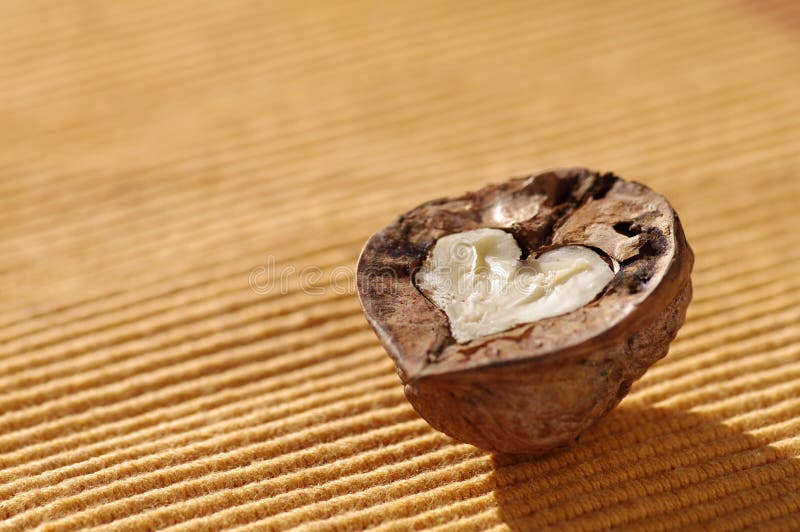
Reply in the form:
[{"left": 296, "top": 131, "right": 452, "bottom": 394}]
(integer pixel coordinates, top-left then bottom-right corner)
[{"left": 415, "top": 228, "right": 614, "bottom": 343}]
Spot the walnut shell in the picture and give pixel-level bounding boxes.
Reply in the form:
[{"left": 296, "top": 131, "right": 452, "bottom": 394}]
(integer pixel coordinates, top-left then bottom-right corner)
[{"left": 356, "top": 168, "right": 693, "bottom": 454}]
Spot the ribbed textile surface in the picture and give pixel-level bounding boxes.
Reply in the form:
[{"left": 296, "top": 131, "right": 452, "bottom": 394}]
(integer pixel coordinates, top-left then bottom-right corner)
[{"left": 1, "top": 0, "right": 799, "bottom": 529}]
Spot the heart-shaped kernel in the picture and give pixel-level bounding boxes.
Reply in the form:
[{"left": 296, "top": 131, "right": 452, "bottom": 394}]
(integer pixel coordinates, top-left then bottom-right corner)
[
  {"left": 416, "top": 228, "right": 614, "bottom": 343},
  {"left": 357, "top": 168, "right": 693, "bottom": 454}
]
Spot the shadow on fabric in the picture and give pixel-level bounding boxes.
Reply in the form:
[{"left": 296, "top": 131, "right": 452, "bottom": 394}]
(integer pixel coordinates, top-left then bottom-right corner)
[{"left": 490, "top": 404, "right": 800, "bottom": 529}]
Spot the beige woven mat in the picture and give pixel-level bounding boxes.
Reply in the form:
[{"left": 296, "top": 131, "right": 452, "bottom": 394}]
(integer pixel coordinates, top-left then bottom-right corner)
[{"left": 1, "top": 0, "right": 799, "bottom": 529}]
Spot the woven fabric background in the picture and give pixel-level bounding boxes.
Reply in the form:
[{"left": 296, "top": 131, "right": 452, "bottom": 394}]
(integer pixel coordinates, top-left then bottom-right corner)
[{"left": 1, "top": 0, "right": 799, "bottom": 529}]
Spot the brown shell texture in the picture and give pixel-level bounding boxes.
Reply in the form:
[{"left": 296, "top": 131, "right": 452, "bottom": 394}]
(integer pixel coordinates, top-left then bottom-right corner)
[{"left": 356, "top": 168, "right": 694, "bottom": 454}]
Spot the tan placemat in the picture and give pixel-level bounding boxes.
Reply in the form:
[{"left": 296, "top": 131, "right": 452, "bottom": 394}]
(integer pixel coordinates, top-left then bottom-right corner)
[{"left": 1, "top": 0, "right": 799, "bottom": 529}]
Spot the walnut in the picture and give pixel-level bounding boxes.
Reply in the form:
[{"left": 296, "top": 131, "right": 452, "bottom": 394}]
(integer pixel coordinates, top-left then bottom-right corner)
[{"left": 356, "top": 168, "right": 693, "bottom": 454}]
